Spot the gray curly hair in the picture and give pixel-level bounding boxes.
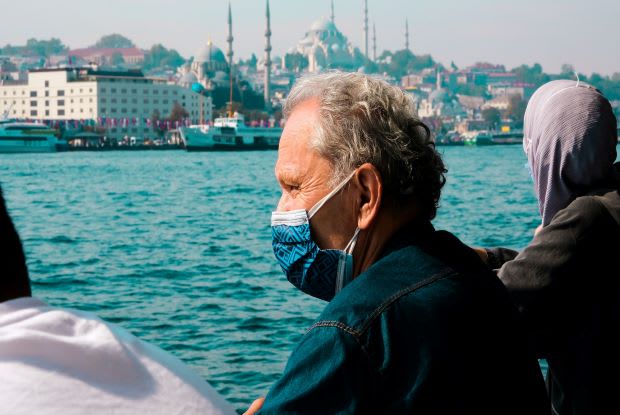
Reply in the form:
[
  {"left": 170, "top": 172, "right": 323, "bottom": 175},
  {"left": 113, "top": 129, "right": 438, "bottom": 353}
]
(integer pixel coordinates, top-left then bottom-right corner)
[{"left": 283, "top": 71, "right": 446, "bottom": 220}]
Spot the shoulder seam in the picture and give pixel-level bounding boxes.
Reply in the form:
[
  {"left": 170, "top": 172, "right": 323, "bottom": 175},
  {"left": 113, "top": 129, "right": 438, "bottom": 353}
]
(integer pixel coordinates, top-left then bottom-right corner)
[
  {"left": 358, "top": 268, "right": 456, "bottom": 335},
  {"left": 307, "top": 320, "right": 371, "bottom": 359}
]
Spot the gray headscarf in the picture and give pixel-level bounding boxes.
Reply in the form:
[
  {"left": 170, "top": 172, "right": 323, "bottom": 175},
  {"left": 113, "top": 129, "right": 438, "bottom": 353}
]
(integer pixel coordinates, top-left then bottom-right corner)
[{"left": 523, "top": 79, "right": 619, "bottom": 226}]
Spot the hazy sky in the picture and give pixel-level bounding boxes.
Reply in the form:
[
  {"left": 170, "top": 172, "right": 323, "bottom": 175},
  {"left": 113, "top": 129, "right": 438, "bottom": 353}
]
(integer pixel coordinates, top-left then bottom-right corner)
[{"left": 1, "top": 0, "right": 618, "bottom": 75}]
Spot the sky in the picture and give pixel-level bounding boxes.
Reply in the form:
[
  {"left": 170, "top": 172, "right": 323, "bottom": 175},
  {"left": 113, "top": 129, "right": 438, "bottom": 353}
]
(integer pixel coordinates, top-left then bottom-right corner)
[{"left": 1, "top": 0, "right": 618, "bottom": 75}]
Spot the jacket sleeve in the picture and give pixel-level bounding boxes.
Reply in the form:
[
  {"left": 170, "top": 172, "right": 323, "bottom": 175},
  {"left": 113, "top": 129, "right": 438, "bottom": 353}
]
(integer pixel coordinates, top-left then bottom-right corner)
[
  {"left": 497, "top": 197, "right": 605, "bottom": 356},
  {"left": 260, "top": 324, "right": 374, "bottom": 415}
]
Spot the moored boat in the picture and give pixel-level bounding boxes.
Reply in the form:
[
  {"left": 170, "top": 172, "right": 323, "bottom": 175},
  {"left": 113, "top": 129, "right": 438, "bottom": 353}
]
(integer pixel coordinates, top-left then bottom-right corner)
[
  {"left": 179, "top": 113, "right": 281, "bottom": 151},
  {"left": 0, "top": 120, "right": 60, "bottom": 153}
]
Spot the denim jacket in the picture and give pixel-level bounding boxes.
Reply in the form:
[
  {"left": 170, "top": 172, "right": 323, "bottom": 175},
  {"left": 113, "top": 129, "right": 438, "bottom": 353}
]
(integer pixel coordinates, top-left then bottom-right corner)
[{"left": 260, "top": 222, "right": 548, "bottom": 415}]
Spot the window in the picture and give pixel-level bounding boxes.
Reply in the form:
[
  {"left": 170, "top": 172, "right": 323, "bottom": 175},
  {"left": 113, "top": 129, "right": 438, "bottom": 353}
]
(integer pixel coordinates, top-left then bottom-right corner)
[
  {"left": 111, "top": 98, "right": 117, "bottom": 103},
  {"left": 79, "top": 98, "right": 83, "bottom": 103},
  {"left": 89, "top": 98, "right": 93, "bottom": 103},
  {"left": 153, "top": 90, "right": 159, "bottom": 94},
  {"left": 80, "top": 108, "right": 83, "bottom": 113},
  {"left": 58, "top": 100, "right": 65, "bottom": 106},
  {"left": 79, "top": 89, "right": 83, "bottom": 93},
  {"left": 45, "top": 91, "right": 49, "bottom": 97},
  {"left": 101, "top": 98, "right": 107, "bottom": 103},
  {"left": 101, "top": 88, "right": 107, "bottom": 93},
  {"left": 121, "top": 98, "right": 127, "bottom": 103},
  {"left": 30, "top": 110, "right": 37, "bottom": 116},
  {"left": 45, "top": 100, "right": 49, "bottom": 106},
  {"left": 121, "top": 108, "right": 127, "bottom": 114},
  {"left": 111, "top": 108, "right": 117, "bottom": 113},
  {"left": 30, "top": 91, "right": 37, "bottom": 97},
  {"left": 89, "top": 88, "right": 93, "bottom": 93},
  {"left": 131, "top": 89, "right": 137, "bottom": 94},
  {"left": 111, "top": 88, "right": 117, "bottom": 93},
  {"left": 58, "top": 90, "right": 65, "bottom": 96},
  {"left": 131, "top": 108, "right": 138, "bottom": 114},
  {"left": 143, "top": 99, "right": 149, "bottom": 104},
  {"left": 101, "top": 108, "right": 106, "bottom": 113},
  {"left": 45, "top": 110, "right": 49, "bottom": 116},
  {"left": 58, "top": 109, "right": 65, "bottom": 116},
  {"left": 121, "top": 89, "right": 127, "bottom": 93},
  {"left": 44, "top": 80, "right": 49, "bottom": 87},
  {"left": 163, "top": 90, "right": 168, "bottom": 95},
  {"left": 143, "top": 89, "right": 149, "bottom": 94},
  {"left": 30, "top": 100, "right": 37, "bottom": 107}
]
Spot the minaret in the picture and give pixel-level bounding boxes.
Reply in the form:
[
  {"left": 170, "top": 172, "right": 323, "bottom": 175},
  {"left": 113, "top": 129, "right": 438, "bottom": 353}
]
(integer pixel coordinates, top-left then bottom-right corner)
[
  {"left": 264, "top": 0, "right": 272, "bottom": 113},
  {"left": 436, "top": 68, "right": 442, "bottom": 90},
  {"left": 331, "top": 0, "right": 335, "bottom": 23},
  {"left": 227, "top": 1, "right": 234, "bottom": 117},
  {"left": 405, "top": 18, "right": 410, "bottom": 51},
  {"left": 364, "top": 0, "right": 369, "bottom": 58},
  {"left": 372, "top": 22, "right": 377, "bottom": 62}
]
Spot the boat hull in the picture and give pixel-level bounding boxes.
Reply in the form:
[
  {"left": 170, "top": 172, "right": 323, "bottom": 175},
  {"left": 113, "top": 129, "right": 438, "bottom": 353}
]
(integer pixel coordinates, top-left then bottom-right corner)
[{"left": 179, "top": 126, "right": 280, "bottom": 152}]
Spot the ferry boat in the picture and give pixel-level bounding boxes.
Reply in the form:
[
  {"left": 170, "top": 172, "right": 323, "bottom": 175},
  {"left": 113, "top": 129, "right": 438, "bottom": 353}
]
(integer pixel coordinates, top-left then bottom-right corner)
[
  {"left": 464, "top": 130, "right": 523, "bottom": 146},
  {"left": 0, "top": 120, "right": 60, "bottom": 153},
  {"left": 179, "top": 113, "right": 282, "bottom": 151}
]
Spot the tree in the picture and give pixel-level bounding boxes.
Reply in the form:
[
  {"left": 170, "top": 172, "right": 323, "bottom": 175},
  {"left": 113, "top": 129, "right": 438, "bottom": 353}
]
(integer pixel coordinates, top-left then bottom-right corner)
[
  {"left": 94, "top": 34, "right": 135, "bottom": 49},
  {"left": 512, "top": 63, "right": 550, "bottom": 87},
  {"left": 284, "top": 52, "right": 308, "bottom": 72},
  {"left": 560, "top": 64, "right": 575, "bottom": 77},
  {"left": 506, "top": 95, "right": 528, "bottom": 128},
  {"left": 169, "top": 102, "right": 189, "bottom": 122},
  {"left": 482, "top": 107, "right": 501, "bottom": 129},
  {"left": 248, "top": 53, "right": 258, "bottom": 70},
  {"left": 110, "top": 52, "right": 125, "bottom": 66},
  {"left": 144, "top": 44, "right": 184, "bottom": 70}
]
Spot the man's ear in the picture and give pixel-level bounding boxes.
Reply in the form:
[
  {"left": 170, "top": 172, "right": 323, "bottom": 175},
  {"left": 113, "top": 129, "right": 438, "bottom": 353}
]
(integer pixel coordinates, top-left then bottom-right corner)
[{"left": 354, "top": 163, "right": 382, "bottom": 230}]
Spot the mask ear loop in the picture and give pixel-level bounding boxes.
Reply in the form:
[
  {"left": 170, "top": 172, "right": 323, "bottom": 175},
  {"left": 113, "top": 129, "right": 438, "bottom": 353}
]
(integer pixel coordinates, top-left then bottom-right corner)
[
  {"left": 574, "top": 71, "right": 580, "bottom": 87},
  {"left": 308, "top": 170, "right": 357, "bottom": 219}
]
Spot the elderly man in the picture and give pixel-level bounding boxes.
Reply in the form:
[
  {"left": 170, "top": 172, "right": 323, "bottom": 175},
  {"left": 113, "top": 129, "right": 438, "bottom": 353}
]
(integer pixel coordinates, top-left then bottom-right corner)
[
  {"left": 248, "top": 72, "right": 548, "bottom": 414},
  {"left": 0, "top": 186, "right": 236, "bottom": 415}
]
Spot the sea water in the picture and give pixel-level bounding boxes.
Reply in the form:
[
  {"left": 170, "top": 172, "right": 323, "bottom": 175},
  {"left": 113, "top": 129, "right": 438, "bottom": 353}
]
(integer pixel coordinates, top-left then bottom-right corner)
[{"left": 0, "top": 146, "right": 597, "bottom": 409}]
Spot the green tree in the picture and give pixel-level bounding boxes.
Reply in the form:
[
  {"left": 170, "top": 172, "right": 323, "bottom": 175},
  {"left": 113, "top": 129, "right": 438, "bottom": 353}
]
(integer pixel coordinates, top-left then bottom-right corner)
[
  {"left": 94, "top": 34, "right": 135, "bottom": 49},
  {"left": 512, "top": 63, "right": 550, "bottom": 87},
  {"left": 169, "top": 102, "right": 189, "bottom": 122},
  {"left": 110, "top": 52, "right": 125, "bottom": 66},
  {"left": 144, "top": 44, "right": 184, "bottom": 70},
  {"left": 482, "top": 107, "right": 501, "bottom": 129},
  {"left": 284, "top": 52, "right": 308, "bottom": 72},
  {"left": 506, "top": 95, "right": 528, "bottom": 128}
]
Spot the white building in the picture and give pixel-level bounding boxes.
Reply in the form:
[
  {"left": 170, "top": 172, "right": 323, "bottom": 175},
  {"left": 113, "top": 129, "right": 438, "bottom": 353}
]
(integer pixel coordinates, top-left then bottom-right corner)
[{"left": 0, "top": 67, "right": 212, "bottom": 141}]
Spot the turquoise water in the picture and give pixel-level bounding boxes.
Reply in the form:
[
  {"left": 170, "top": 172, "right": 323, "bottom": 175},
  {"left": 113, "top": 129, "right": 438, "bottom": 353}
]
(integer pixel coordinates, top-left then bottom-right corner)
[{"left": 0, "top": 146, "right": 557, "bottom": 410}]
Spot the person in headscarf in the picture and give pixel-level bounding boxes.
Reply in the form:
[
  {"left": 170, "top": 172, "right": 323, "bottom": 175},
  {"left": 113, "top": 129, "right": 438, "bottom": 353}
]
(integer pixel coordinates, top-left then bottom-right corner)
[{"left": 483, "top": 80, "right": 620, "bottom": 415}]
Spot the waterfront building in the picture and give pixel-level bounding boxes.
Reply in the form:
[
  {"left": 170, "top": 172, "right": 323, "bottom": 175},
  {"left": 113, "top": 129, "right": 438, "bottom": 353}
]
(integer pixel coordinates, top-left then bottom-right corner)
[{"left": 0, "top": 67, "right": 212, "bottom": 142}]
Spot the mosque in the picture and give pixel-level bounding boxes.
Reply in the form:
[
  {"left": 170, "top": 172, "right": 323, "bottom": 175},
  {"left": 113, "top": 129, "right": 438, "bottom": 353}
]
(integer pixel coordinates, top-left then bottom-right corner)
[
  {"left": 290, "top": 15, "right": 364, "bottom": 73},
  {"left": 176, "top": 0, "right": 409, "bottom": 112}
]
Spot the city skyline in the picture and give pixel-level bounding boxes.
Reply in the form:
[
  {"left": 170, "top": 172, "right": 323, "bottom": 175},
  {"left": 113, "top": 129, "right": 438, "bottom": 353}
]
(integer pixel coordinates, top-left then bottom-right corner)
[{"left": 1, "top": 0, "right": 618, "bottom": 75}]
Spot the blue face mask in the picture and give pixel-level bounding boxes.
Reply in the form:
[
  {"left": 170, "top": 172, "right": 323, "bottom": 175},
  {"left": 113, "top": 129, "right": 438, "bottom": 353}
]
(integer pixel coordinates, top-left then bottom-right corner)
[{"left": 271, "top": 172, "right": 360, "bottom": 302}]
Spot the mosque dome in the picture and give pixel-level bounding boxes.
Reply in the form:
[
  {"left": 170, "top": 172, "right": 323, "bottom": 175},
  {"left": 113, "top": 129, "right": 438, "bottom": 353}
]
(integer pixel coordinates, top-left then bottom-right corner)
[
  {"left": 178, "top": 71, "right": 199, "bottom": 87},
  {"left": 213, "top": 71, "right": 228, "bottom": 81},
  {"left": 194, "top": 44, "right": 227, "bottom": 63},
  {"left": 310, "top": 17, "right": 338, "bottom": 33}
]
